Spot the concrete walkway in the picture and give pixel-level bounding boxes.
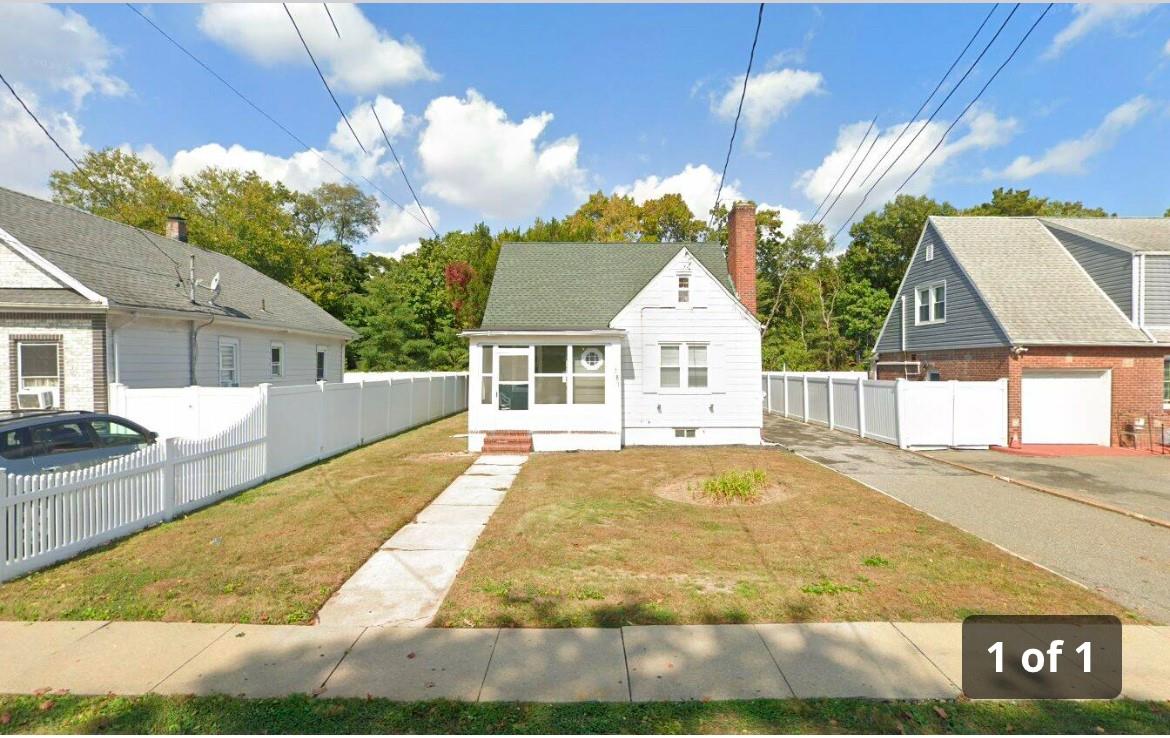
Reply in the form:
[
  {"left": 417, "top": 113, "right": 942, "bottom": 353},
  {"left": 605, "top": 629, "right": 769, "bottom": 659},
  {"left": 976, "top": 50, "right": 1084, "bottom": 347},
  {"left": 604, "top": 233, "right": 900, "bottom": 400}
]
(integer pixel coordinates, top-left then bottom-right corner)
[
  {"left": 316, "top": 455, "right": 527, "bottom": 627},
  {"left": 1, "top": 620, "right": 1167, "bottom": 701},
  {"left": 763, "top": 414, "right": 1170, "bottom": 623}
]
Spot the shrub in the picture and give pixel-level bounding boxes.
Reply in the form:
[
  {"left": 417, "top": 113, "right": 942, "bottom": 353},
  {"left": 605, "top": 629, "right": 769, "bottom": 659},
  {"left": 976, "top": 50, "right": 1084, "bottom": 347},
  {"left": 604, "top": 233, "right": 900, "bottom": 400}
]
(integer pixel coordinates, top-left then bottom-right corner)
[{"left": 697, "top": 469, "right": 767, "bottom": 504}]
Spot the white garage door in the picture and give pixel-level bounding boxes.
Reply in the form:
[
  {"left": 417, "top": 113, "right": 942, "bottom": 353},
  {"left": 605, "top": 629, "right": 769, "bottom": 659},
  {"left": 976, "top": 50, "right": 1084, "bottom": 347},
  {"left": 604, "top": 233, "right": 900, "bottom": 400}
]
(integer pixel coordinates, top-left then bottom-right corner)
[{"left": 1021, "top": 370, "right": 1111, "bottom": 445}]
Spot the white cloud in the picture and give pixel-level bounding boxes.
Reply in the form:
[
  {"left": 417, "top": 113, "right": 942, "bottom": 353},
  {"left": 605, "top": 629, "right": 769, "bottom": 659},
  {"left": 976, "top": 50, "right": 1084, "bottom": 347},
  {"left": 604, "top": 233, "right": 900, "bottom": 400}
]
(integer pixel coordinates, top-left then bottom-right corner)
[
  {"left": 712, "top": 69, "right": 823, "bottom": 143},
  {"left": 798, "top": 109, "right": 1017, "bottom": 228},
  {"left": 367, "top": 241, "right": 421, "bottom": 260},
  {"left": 198, "top": 4, "right": 436, "bottom": 93},
  {"left": 168, "top": 143, "right": 343, "bottom": 193},
  {"left": 1164, "top": 37, "right": 1170, "bottom": 56},
  {"left": 328, "top": 96, "right": 406, "bottom": 156},
  {"left": 0, "top": 92, "right": 86, "bottom": 197},
  {"left": 0, "top": 4, "right": 128, "bottom": 107},
  {"left": 758, "top": 203, "right": 804, "bottom": 239},
  {"left": 991, "top": 95, "right": 1153, "bottom": 180},
  {"left": 418, "top": 89, "right": 584, "bottom": 218},
  {"left": 367, "top": 201, "right": 439, "bottom": 249},
  {"left": 616, "top": 163, "right": 743, "bottom": 221},
  {"left": 1043, "top": 4, "right": 1154, "bottom": 60}
]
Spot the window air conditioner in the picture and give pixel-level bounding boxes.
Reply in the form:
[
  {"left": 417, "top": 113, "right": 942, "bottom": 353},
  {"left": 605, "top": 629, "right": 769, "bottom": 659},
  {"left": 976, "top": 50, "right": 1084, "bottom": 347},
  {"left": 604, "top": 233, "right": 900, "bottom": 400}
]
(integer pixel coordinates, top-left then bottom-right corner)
[{"left": 16, "top": 391, "right": 55, "bottom": 410}]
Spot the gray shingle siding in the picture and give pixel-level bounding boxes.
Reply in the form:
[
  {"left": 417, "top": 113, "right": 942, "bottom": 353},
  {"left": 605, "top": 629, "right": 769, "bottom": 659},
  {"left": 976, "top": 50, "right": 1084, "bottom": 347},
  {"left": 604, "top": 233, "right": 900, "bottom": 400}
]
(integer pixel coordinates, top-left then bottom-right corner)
[
  {"left": 1050, "top": 228, "right": 1133, "bottom": 318},
  {"left": 876, "top": 223, "right": 1008, "bottom": 353},
  {"left": 1145, "top": 255, "right": 1170, "bottom": 326}
]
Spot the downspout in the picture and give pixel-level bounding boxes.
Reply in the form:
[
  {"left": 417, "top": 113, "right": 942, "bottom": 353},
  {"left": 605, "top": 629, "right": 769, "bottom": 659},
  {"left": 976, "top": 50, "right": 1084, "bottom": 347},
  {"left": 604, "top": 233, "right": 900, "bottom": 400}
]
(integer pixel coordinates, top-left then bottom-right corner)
[{"left": 189, "top": 315, "right": 215, "bottom": 386}]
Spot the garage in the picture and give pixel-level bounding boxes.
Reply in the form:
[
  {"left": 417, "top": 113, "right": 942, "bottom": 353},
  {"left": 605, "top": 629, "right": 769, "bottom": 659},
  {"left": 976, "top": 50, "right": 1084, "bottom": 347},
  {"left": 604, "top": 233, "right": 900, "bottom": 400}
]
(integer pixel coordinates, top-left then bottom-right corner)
[{"left": 1021, "top": 370, "right": 1111, "bottom": 446}]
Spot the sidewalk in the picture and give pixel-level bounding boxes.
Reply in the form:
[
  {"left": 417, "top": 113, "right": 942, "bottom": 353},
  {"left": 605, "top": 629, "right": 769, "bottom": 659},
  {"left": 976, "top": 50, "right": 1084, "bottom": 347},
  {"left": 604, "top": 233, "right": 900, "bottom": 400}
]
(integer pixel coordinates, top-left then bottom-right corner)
[
  {"left": 316, "top": 455, "right": 527, "bottom": 628},
  {"left": 763, "top": 414, "right": 1170, "bottom": 623},
  {"left": 1, "top": 620, "right": 1167, "bottom": 701}
]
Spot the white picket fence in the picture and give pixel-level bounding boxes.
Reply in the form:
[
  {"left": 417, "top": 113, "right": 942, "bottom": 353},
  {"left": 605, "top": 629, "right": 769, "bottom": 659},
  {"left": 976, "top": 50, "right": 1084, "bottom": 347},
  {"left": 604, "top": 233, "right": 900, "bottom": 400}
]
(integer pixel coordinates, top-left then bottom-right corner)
[
  {"left": 1, "top": 374, "right": 467, "bottom": 582},
  {"left": 763, "top": 371, "right": 1008, "bottom": 450}
]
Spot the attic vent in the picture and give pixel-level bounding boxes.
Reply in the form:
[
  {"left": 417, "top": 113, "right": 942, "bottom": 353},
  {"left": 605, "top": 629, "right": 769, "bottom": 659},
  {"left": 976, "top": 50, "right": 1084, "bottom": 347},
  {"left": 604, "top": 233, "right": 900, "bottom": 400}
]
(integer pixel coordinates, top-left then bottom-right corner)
[{"left": 925, "top": 242, "right": 935, "bottom": 261}]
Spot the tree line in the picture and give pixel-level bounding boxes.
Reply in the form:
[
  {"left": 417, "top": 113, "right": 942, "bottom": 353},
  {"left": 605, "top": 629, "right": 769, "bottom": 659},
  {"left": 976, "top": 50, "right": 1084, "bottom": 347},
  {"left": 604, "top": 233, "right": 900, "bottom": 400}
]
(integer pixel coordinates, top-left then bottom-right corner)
[{"left": 53, "top": 149, "right": 1133, "bottom": 373}]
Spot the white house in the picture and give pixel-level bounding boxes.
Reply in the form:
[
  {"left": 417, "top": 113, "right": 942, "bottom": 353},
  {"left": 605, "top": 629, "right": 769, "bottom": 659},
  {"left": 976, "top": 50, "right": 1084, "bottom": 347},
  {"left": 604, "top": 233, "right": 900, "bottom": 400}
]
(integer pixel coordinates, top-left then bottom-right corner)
[
  {"left": 463, "top": 201, "right": 763, "bottom": 452},
  {"left": 0, "top": 187, "right": 354, "bottom": 413}
]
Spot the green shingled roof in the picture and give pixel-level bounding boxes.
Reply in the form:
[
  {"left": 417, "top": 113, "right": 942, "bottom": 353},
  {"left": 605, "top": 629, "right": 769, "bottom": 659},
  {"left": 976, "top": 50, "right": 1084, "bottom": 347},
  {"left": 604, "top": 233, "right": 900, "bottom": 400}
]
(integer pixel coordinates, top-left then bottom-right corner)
[{"left": 479, "top": 242, "right": 733, "bottom": 330}]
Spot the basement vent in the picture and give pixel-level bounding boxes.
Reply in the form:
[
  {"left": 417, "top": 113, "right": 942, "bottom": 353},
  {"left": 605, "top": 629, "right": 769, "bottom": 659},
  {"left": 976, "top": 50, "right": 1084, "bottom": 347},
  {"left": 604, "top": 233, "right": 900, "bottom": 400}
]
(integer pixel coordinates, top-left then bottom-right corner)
[{"left": 673, "top": 428, "right": 697, "bottom": 439}]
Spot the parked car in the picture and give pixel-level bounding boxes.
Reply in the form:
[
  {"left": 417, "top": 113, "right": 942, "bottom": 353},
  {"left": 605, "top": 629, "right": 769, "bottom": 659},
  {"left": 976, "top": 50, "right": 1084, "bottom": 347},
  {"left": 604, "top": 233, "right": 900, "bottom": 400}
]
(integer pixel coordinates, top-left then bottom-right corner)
[{"left": 0, "top": 411, "right": 158, "bottom": 475}]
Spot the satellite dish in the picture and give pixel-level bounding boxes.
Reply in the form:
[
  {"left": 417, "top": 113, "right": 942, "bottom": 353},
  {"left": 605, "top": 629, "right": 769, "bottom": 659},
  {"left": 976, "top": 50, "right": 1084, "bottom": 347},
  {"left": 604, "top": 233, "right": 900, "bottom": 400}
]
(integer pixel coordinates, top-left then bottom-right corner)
[{"left": 208, "top": 272, "right": 222, "bottom": 306}]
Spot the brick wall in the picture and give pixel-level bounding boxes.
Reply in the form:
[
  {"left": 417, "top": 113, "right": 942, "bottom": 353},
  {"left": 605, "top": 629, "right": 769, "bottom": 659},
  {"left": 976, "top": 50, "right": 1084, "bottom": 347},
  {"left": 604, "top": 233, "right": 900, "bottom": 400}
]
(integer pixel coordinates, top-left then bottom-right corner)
[
  {"left": 726, "top": 201, "right": 757, "bottom": 315},
  {"left": 1009, "top": 346, "right": 1168, "bottom": 448},
  {"left": 877, "top": 346, "right": 1170, "bottom": 447},
  {"left": 0, "top": 313, "right": 106, "bottom": 412}
]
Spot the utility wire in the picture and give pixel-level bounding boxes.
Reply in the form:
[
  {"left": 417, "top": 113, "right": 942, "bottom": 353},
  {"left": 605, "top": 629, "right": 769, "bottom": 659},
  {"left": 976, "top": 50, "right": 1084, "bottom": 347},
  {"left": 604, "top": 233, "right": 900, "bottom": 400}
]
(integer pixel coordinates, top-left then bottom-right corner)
[
  {"left": 370, "top": 103, "right": 438, "bottom": 238},
  {"left": 891, "top": 3, "right": 1053, "bottom": 198},
  {"left": 826, "top": 3, "right": 1021, "bottom": 240},
  {"left": 283, "top": 3, "right": 367, "bottom": 155},
  {"left": 1, "top": 67, "right": 188, "bottom": 287},
  {"left": 126, "top": 3, "right": 431, "bottom": 232},
  {"left": 711, "top": 2, "right": 764, "bottom": 225},
  {"left": 807, "top": 115, "right": 875, "bottom": 224},
  {"left": 323, "top": 4, "right": 341, "bottom": 37},
  {"left": 814, "top": 121, "right": 882, "bottom": 227},
  {"left": 814, "top": 114, "right": 879, "bottom": 225},
  {"left": 831, "top": 3, "right": 1052, "bottom": 244},
  {"left": 856, "top": 3, "right": 1000, "bottom": 190}
]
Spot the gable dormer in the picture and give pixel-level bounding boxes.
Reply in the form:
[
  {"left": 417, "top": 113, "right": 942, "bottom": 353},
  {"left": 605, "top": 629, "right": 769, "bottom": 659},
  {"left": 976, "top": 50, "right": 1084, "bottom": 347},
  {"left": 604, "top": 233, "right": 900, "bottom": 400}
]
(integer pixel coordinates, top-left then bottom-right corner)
[{"left": 1045, "top": 223, "right": 1135, "bottom": 321}]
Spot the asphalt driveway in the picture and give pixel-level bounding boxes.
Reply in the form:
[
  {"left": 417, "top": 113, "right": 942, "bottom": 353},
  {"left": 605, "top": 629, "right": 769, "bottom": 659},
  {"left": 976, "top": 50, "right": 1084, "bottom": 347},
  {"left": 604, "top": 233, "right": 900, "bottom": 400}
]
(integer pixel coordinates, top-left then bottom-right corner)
[
  {"left": 927, "top": 450, "right": 1170, "bottom": 524},
  {"left": 762, "top": 413, "right": 1170, "bottom": 623}
]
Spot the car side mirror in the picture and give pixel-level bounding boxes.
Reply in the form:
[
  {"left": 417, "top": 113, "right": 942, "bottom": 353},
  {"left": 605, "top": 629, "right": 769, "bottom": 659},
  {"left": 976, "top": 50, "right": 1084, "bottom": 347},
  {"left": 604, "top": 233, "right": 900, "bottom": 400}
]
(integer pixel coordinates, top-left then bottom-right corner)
[{"left": 148, "top": 431, "right": 159, "bottom": 443}]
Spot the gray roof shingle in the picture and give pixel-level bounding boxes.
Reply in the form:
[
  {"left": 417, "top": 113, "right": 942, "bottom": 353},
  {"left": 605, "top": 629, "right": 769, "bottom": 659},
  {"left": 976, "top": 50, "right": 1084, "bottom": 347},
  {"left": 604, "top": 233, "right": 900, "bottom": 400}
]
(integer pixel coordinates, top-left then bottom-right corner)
[
  {"left": 0, "top": 187, "right": 355, "bottom": 337},
  {"left": 1041, "top": 218, "right": 1170, "bottom": 252},
  {"left": 929, "top": 216, "right": 1153, "bottom": 345},
  {"left": 480, "top": 241, "right": 733, "bottom": 330},
  {"left": 0, "top": 288, "right": 98, "bottom": 306}
]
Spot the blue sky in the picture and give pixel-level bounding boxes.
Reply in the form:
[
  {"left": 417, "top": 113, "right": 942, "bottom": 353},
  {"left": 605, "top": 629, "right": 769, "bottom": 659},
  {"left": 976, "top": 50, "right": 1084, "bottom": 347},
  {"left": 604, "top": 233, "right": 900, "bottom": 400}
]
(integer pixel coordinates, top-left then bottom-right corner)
[{"left": 2, "top": 3, "right": 1168, "bottom": 257}]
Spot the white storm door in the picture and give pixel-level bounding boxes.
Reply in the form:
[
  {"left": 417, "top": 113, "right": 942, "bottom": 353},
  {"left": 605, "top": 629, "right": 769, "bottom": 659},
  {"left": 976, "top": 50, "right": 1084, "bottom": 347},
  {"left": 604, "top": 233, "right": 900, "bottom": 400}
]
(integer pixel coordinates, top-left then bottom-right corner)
[{"left": 495, "top": 347, "right": 531, "bottom": 412}]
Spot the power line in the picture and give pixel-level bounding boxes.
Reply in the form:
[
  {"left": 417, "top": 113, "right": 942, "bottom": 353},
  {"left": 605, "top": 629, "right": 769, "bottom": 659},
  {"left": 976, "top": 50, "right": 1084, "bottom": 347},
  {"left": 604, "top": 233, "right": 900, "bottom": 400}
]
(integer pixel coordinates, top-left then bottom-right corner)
[
  {"left": 323, "top": 4, "right": 341, "bottom": 38},
  {"left": 831, "top": 3, "right": 1052, "bottom": 244},
  {"left": 711, "top": 2, "right": 764, "bottom": 224},
  {"left": 856, "top": 3, "right": 1000, "bottom": 190},
  {"left": 809, "top": 115, "right": 875, "bottom": 222},
  {"left": 1, "top": 67, "right": 188, "bottom": 287},
  {"left": 808, "top": 115, "right": 876, "bottom": 225},
  {"left": 370, "top": 103, "right": 438, "bottom": 238},
  {"left": 125, "top": 4, "right": 431, "bottom": 233},
  {"left": 283, "top": 3, "right": 367, "bottom": 156},
  {"left": 891, "top": 3, "right": 1053, "bottom": 197},
  {"left": 826, "top": 3, "right": 1021, "bottom": 240},
  {"left": 814, "top": 121, "right": 882, "bottom": 227}
]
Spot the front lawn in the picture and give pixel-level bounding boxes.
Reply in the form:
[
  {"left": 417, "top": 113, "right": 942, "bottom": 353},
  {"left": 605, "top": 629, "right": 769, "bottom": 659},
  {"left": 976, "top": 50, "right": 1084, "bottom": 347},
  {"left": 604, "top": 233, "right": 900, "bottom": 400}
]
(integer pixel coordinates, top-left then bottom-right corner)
[
  {"left": 435, "top": 446, "right": 1135, "bottom": 627},
  {"left": 0, "top": 414, "right": 472, "bottom": 624},
  {"left": 1, "top": 695, "right": 1168, "bottom": 734}
]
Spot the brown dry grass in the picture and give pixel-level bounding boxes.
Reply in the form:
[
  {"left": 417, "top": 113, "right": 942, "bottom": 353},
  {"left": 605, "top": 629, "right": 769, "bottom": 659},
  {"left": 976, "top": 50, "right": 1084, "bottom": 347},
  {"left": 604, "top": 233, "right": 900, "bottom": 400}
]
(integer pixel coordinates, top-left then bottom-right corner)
[
  {"left": 434, "top": 446, "right": 1137, "bottom": 627},
  {"left": 0, "top": 414, "right": 472, "bottom": 624}
]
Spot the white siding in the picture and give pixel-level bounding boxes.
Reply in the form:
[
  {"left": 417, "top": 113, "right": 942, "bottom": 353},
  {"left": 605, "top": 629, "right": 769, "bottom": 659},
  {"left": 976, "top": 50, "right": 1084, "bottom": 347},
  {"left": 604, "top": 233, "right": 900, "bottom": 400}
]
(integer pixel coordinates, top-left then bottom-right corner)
[
  {"left": 0, "top": 242, "right": 61, "bottom": 288},
  {"left": 113, "top": 314, "right": 346, "bottom": 389},
  {"left": 611, "top": 249, "right": 762, "bottom": 445}
]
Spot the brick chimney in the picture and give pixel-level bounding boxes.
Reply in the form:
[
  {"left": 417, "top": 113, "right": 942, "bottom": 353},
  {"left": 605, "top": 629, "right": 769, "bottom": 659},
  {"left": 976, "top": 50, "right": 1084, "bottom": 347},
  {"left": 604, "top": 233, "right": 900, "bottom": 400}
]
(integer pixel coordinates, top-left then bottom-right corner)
[
  {"left": 726, "top": 201, "right": 757, "bottom": 314},
  {"left": 165, "top": 215, "right": 188, "bottom": 243}
]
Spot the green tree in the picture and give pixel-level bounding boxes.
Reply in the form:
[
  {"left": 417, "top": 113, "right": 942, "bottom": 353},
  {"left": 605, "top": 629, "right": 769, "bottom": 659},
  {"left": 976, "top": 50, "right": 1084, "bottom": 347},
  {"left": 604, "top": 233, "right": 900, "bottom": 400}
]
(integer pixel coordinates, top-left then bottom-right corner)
[
  {"left": 838, "top": 194, "right": 957, "bottom": 297},
  {"left": 964, "top": 187, "right": 1111, "bottom": 217},
  {"left": 49, "top": 148, "right": 186, "bottom": 233}
]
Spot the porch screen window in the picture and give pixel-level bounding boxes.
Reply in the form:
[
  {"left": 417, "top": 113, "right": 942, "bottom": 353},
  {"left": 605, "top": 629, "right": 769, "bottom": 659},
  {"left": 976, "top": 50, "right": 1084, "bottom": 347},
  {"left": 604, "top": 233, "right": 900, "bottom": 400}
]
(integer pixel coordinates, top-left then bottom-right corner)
[
  {"left": 480, "top": 346, "right": 493, "bottom": 404},
  {"left": 17, "top": 342, "right": 60, "bottom": 406},
  {"left": 498, "top": 353, "right": 529, "bottom": 410},
  {"left": 572, "top": 345, "right": 605, "bottom": 404},
  {"left": 660, "top": 344, "right": 681, "bottom": 388},
  {"left": 535, "top": 346, "right": 568, "bottom": 404},
  {"left": 218, "top": 338, "right": 240, "bottom": 387},
  {"left": 688, "top": 344, "right": 708, "bottom": 388}
]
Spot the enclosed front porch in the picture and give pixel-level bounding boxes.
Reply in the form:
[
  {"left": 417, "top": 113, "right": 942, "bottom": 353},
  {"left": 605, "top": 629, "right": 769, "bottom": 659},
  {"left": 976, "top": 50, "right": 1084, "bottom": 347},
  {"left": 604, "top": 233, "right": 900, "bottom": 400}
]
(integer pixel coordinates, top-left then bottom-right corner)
[{"left": 464, "top": 331, "right": 624, "bottom": 452}]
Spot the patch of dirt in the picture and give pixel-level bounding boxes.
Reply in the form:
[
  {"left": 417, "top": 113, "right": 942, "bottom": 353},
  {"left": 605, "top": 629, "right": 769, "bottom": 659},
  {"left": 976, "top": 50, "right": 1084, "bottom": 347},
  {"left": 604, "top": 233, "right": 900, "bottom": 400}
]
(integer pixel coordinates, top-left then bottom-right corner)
[{"left": 654, "top": 475, "right": 793, "bottom": 507}]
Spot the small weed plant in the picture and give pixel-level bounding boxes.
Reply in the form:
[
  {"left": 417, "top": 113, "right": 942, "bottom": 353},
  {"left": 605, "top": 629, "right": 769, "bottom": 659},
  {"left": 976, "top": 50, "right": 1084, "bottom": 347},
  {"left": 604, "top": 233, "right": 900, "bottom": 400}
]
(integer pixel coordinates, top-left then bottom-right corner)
[{"left": 697, "top": 469, "right": 767, "bottom": 504}]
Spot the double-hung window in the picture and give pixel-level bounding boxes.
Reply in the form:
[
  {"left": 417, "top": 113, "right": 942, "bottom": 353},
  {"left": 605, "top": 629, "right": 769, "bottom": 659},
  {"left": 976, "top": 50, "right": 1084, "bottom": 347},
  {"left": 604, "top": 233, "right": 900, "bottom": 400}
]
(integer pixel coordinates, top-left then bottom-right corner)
[
  {"left": 218, "top": 337, "right": 240, "bottom": 387},
  {"left": 678, "top": 275, "right": 690, "bottom": 303},
  {"left": 660, "top": 343, "right": 708, "bottom": 389},
  {"left": 16, "top": 341, "right": 60, "bottom": 407},
  {"left": 270, "top": 342, "right": 284, "bottom": 378},
  {"left": 316, "top": 346, "right": 327, "bottom": 381},
  {"left": 915, "top": 282, "right": 946, "bottom": 325},
  {"left": 1163, "top": 357, "right": 1169, "bottom": 409}
]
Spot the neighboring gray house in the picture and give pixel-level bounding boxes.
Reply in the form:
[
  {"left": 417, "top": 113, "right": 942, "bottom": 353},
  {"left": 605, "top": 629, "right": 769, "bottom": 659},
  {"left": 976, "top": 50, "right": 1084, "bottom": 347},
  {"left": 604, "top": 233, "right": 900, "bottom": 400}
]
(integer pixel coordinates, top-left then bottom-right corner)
[
  {"left": 873, "top": 216, "right": 1170, "bottom": 447},
  {"left": 0, "top": 187, "right": 355, "bottom": 412}
]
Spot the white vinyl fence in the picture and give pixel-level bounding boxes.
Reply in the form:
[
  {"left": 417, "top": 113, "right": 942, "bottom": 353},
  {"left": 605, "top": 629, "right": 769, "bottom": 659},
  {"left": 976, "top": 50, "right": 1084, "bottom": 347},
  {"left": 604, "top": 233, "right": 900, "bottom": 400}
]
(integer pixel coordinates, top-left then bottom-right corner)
[
  {"left": 763, "top": 371, "right": 1007, "bottom": 450},
  {"left": 2, "top": 374, "right": 467, "bottom": 582}
]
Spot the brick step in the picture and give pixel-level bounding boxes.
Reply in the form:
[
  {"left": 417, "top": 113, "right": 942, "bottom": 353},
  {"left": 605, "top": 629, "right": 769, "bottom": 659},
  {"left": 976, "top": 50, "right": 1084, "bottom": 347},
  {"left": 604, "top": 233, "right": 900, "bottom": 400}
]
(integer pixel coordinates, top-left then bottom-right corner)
[{"left": 483, "top": 430, "right": 533, "bottom": 453}]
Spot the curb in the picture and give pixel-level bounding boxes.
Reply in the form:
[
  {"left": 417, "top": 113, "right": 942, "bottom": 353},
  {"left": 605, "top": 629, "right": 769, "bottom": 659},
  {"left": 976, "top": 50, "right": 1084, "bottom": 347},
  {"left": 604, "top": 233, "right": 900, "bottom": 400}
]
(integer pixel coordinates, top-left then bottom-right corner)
[{"left": 917, "top": 452, "right": 1170, "bottom": 532}]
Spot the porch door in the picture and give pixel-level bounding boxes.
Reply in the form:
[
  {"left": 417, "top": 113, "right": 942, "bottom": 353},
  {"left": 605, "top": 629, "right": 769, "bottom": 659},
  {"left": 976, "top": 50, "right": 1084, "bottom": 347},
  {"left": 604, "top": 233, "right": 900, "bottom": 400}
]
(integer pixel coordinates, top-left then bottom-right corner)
[{"left": 495, "top": 347, "right": 531, "bottom": 412}]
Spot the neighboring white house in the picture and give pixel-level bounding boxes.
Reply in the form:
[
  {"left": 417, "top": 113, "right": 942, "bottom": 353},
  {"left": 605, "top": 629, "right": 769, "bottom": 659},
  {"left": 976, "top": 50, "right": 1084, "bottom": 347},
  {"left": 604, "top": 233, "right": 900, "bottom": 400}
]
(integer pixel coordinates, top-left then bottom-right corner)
[
  {"left": 0, "top": 187, "right": 354, "bottom": 413},
  {"left": 463, "top": 201, "right": 763, "bottom": 452}
]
